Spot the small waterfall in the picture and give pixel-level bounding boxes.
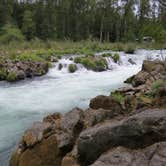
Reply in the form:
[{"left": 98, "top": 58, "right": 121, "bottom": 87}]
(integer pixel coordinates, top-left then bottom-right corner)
[{"left": 48, "top": 49, "right": 166, "bottom": 76}]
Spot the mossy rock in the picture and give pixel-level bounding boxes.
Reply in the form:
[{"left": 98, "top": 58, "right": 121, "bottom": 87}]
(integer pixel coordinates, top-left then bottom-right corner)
[
  {"left": 124, "top": 45, "right": 135, "bottom": 54},
  {"left": 0, "top": 68, "right": 7, "bottom": 80},
  {"left": 6, "top": 71, "right": 17, "bottom": 82},
  {"left": 68, "top": 64, "right": 77, "bottom": 73},
  {"left": 101, "top": 53, "right": 120, "bottom": 63},
  {"left": 111, "top": 92, "right": 125, "bottom": 104},
  {"left": 112, "top": 53, "right": 120, "bottom": 63},
  {"left": 74, "top": 57, "right": 82, "bottom": 64},
  {"left": 102, "top": 53, "right": 112, "bottom": 57},
  {"left": 74, "top": 56, "right": 108, "bottom": 72}
]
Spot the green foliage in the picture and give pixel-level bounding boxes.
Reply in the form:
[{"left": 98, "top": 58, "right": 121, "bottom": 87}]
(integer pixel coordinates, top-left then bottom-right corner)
[
  {"left": 101, "top": 53, "right": 119, "bottom": 63},
  {"left": 139, "top": 23, "right": 166, "bottom": 43},
  {"left": 22, "top": 10, "right": 36, "bottom": 40},
  {"left": 6, "top": 71, "right": 17, "bottom": 82},
  {"left": 74, "top": 56, "right": 107, "bottom": 71},
  {"left": 0, "top": 24, "right": 25, "bottom": 44},
  {"left": 0, "top": 0, "right": 164, "bottom": 43},
  {"left": 151, "top": 79, "right": 166, "bottom": 97},
  {"left": 112, "top": 92, "right": 125, "bottom": 104},
  {"left": 112, "top": 53, "right": 120, "bottom": 63},
  {"left": 68, "top": 64, "right": 77, "bottom": 73},
  {"left": 81, "top": 58, "right": 96, "bottom": 70},
  {"left": 102, "top": 53, "right": 112, "bottom": 57},
  {"left": 124, "top": 44, "right": 135, "bottom": 54},
  {"left": 74, "top": 57, "right": 82, "bottom": 63},
  {"left": 0, "top": 68, "right": 7, "bottom": 80},
  {"left": 16, "top": 53, "right": 43, "bottom": 62}
]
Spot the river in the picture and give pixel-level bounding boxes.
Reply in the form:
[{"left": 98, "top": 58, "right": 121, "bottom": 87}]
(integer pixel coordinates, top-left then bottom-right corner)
[{"left": 0, "top": 49, "right": 165, "bottom": 165}]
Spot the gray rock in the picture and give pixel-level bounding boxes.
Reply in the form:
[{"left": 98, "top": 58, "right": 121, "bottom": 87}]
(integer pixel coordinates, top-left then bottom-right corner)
[
  {"left": 91, "top": 142, "right": 166, "bottom": 166},
  {"left": 78, "top": 109, "right": 166, "bottom": 165},
  {"left": 23, "top": 122, "right": 52, "bottom": 147}
]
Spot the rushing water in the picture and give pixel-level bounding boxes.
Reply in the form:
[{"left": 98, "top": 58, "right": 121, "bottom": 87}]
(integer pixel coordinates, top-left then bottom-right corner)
[{"left": 0, "top": 49, "right": 165, "bottom": 165}]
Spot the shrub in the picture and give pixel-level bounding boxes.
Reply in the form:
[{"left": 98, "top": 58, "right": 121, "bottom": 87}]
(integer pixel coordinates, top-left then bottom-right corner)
[
  {"left": 102, "top": 53, "right": 112, "bottom": 57},
  {"left": 151, "top": 79, "right": 166, "bottom": 97},
  {"left": 17, "top": 53, "right": 43, "bottom": 62},
  {"left": 6, "top": 71, "right": 17, "bottom": 82},
  {"left": 112, "top": 53, "right": 120, "bottom": 63},
  {"left": 74, "top": 57, "right": 82, "bottom": 63},
  {"left": 81, "top": 58, "right": 96, "bottom": 70},
  {"left": 124, "top": 44, "right": 135, "bottom": 54},
  {"left": 95, "top": 58, "right": 108, "bottom": 71},
  {"left": 0, "top": 24, "right": 25, "bottom": 44},
  {"left": 68, "top": 64, "right": 77, "bottom": 73},
  {"left": 0, "top": 68, "right": 7, "bottom": 80}
]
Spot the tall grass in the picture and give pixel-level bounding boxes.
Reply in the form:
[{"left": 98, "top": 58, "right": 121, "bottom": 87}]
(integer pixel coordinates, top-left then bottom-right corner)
[{"left": 0, "top": 40, "right": 165, "bottom": 60}]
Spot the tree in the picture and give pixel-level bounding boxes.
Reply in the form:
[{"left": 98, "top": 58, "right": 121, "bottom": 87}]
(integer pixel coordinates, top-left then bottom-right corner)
[{"left": 22, "top": 10, "right": 36, "bottom": 40}]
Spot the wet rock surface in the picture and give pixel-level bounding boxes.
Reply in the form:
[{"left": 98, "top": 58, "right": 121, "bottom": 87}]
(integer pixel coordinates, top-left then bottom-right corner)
[
  {"left": 0, "top": 60, "right": 49, "bottom": 82},
  {"left": 10, "top": 60, "right": 166, "bottom": 166}
]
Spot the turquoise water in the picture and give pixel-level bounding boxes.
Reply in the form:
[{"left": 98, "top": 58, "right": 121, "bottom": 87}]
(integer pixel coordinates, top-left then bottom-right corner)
[{"left": 0, "top": 49, "right": 165, "bottom": 165}]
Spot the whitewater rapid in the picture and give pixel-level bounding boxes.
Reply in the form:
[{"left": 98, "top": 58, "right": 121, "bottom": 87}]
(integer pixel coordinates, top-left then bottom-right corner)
[{"left": 0, "top": 49, "right": 165, "bottom": 165}]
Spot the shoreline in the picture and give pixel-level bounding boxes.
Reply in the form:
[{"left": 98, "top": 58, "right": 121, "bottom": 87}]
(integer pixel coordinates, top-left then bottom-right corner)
[{"left": 10, "top": 60, "right": 166, "bottom": 166}]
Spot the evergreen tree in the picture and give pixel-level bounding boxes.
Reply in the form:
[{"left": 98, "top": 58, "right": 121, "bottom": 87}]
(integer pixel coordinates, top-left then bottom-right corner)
[{"left": 22, "top": 10, "right": 36, "bottom": 40}]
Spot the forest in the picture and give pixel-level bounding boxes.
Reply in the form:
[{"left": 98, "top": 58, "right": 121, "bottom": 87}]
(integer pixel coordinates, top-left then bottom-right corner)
[{"left": 0, "top": 0, "right": 165, "bottom": 43}]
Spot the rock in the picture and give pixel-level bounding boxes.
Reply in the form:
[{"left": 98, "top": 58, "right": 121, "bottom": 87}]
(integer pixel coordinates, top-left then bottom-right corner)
[
  {"left": 60, "top": 108, "right": 84, "bottom": 137},
  {"left": 78, "top": 109, "right": 166, "bottom": 165},
  {"left": 23, "top": 122, "right": 52, "bottom": 147},
  {"left": 89, "top": 95, "right": 123, "bottom": 111},
  {"left": 17, "top": 70, "right": 26, "bottom": 80},
  {"left": 62, "top": 156, "right": 80, "bottom": 166},
  {"left": 11, "top": 135, "right": 61, "bottom": 166},
  {"left": 50, "top": 56, "right": 58, "bottom": 62},
  {"left": 131, "top": 71, "right": 149, "bottom": 87},
  {"left": 43, "top": 113, "right": 62, "bottom": 124},
  {"left": 91, "top": 142, "right": 166, "bottom": 166},
  {"left": 84, "top": 108, "right": 123, "bottom": 127},
  {"left": 128, "top": 58, "right": 136, "bottom": 65},
  {"left": 58, "top": 63, "right": 63, "bottom": 70},
  {"left": 124, "top": 75, "right": 135, "bottom": 84},
  {"left": 142, "top": 60, "right": 165, "bottom": 73}
]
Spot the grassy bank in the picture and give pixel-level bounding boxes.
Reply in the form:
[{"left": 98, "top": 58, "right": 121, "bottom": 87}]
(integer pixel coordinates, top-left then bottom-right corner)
[{"left": 0, "top": 40, "right": 165, "bottom": 62}]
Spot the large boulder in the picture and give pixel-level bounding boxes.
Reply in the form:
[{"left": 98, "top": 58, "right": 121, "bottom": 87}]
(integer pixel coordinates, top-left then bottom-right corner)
[
  {"left": 10, "top": 108, "right": 84, "bottom": 166},
  {"left": 84, "top": 108, "right": 123, "bottom": 127},
  {"left": 78, "top": 109, "right": 166, "bottom": 165},
  {"left": 91, "top": 142, "right": 166, "bottom": 166},
  {"left": 89, "top": 95, "right": 123, "bottom": 112},
  {"left": 23, "top": 122, "right": 52, "bottom": 147}
]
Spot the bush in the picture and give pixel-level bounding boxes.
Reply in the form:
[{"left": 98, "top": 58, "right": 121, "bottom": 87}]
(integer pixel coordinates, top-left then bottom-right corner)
[
  {"left": 74, "top": 56, "right": 108, "bottom": 71},
  {"left": 68, "top": 64, "right": 77, "bottom": 73},
  {"left": 112, "top": 53, "right": 120, "bottom": 63},
  {"left": 0, "top": 68, "right": 7, "bottom": 80},
  {"left": 0, "top": 24, "right": 25, "bottom": 44},
  {"left": 74, "top": 57, "right": 82, "bottom": 63},
  {"left": 94, "top": 58, "right": 108, "bottom": 71},
  {"left": 17, "top": 53, "right": 43, "bottom": 62},
  {"left": 102, "top": 53, "right": 112, "bottom": 57},
  {"left": 81, "top": 58, "right": 96, "bottom": 70},
  {"left": 151, "top": 79, "right": 166, "bottom": 97},
  {"left": 124, "top": 44, "right": 135, "bottom": 54},
  {"left": 6, "top": 71, "right": 17, "bottom": 82}
]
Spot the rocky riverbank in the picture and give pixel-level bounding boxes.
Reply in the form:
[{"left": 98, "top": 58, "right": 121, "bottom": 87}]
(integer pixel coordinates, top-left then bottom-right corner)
[
  {"left": 0, "top": 60, "right": 50, "bottom": 82},
  {"left": 10, "top": 60, "right": 166, "bottom": 166}
]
